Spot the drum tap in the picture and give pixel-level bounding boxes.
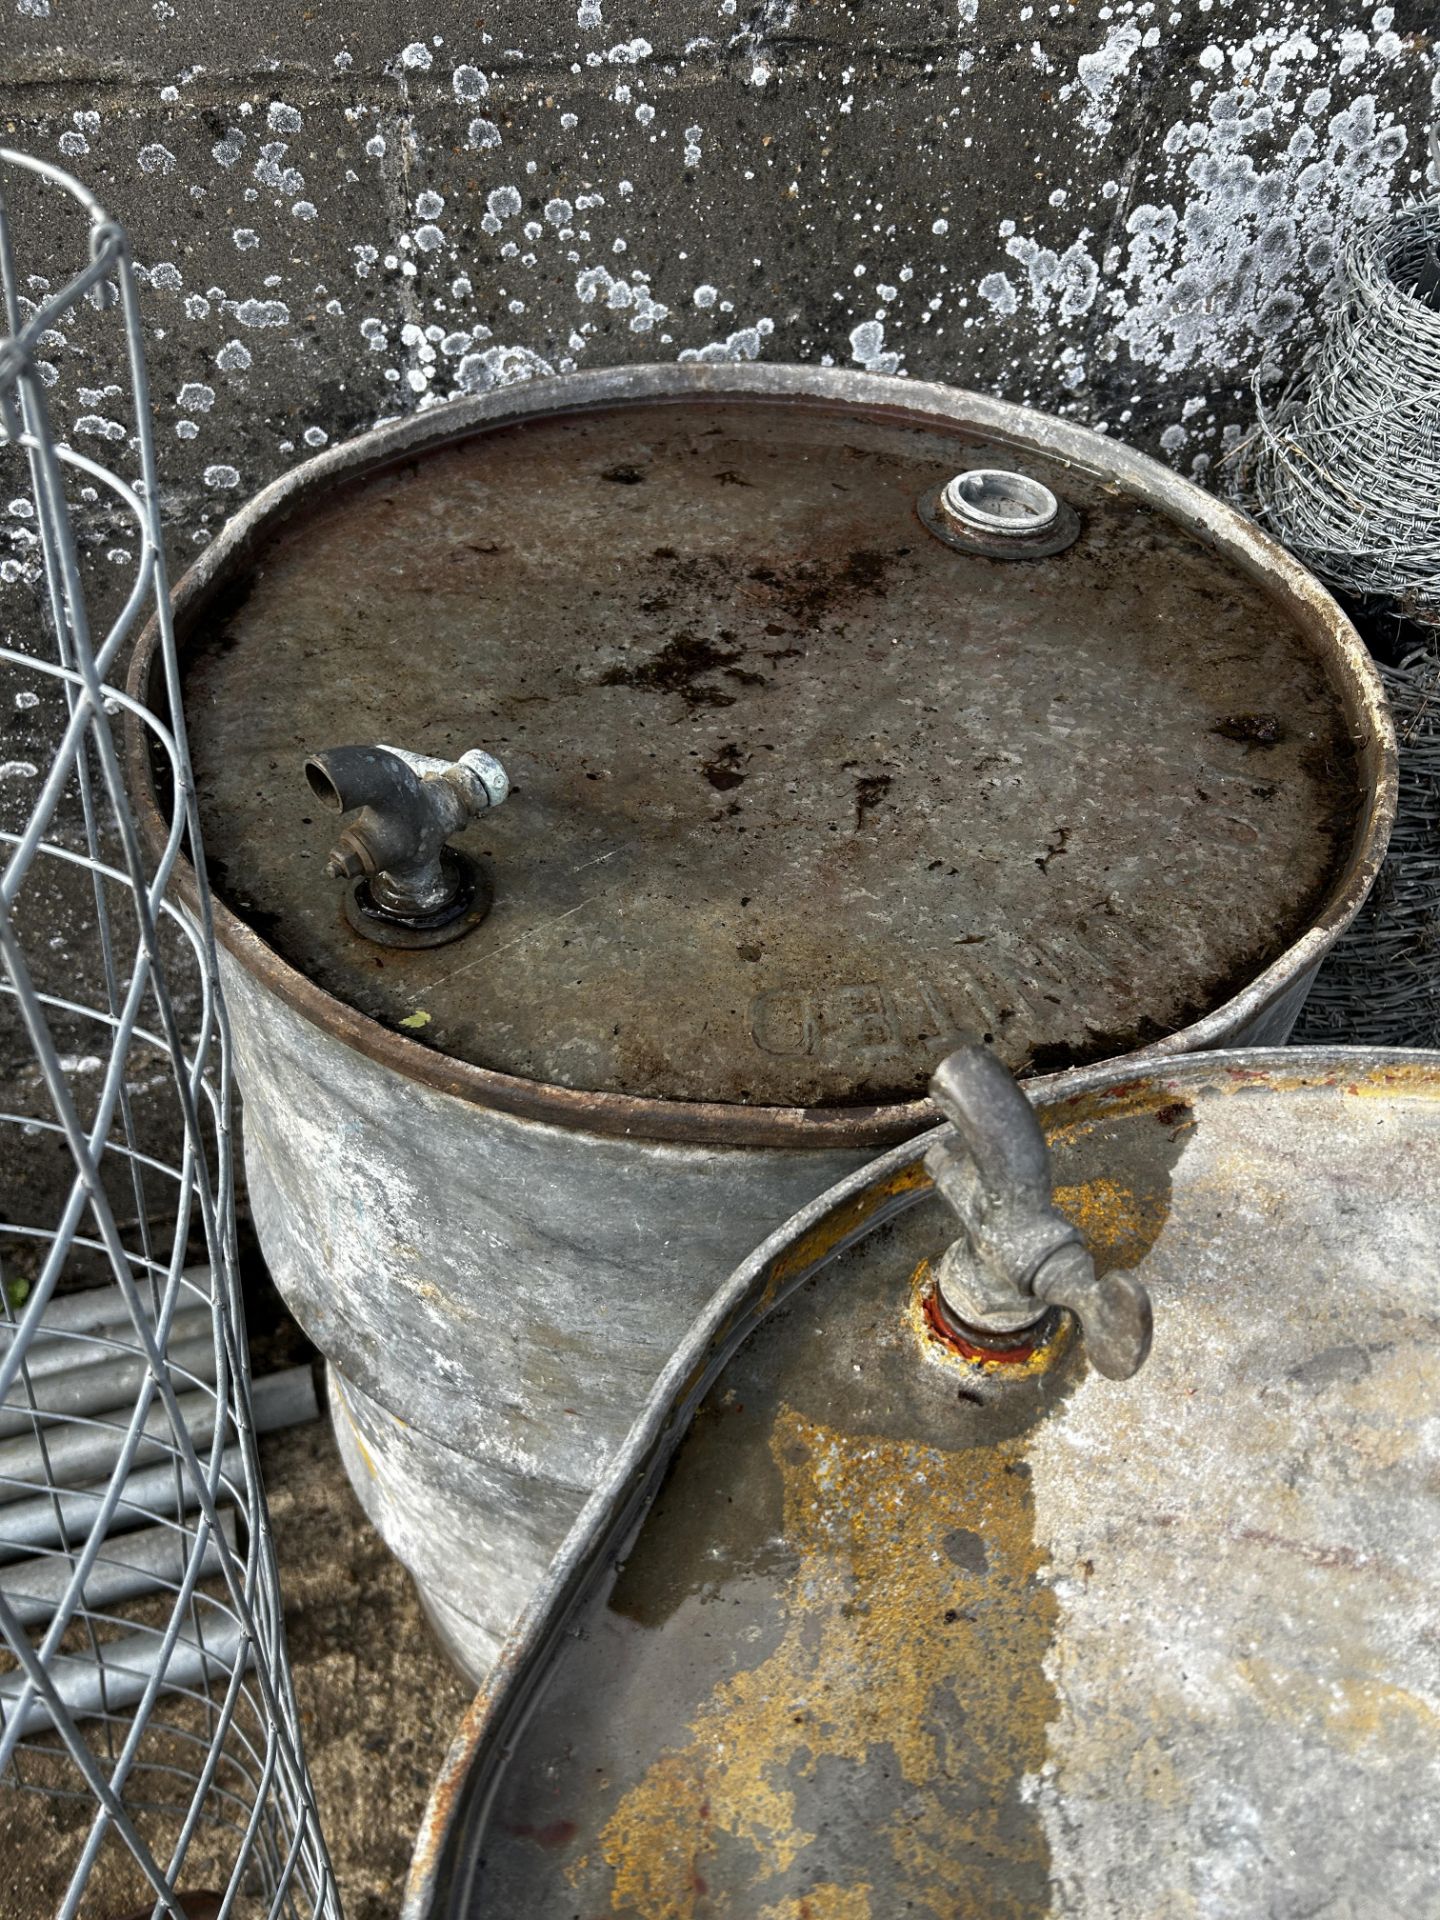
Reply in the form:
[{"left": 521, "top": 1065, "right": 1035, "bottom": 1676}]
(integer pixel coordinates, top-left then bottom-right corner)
[
  {"left": 305, "top": 743, "right": 509, "bottom": 949},
  {"left": 924, "top": 1043, "right": 1153, "bottom": 1379}
]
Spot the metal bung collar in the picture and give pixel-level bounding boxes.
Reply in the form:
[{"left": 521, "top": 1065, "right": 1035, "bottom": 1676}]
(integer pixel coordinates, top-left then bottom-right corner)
[
  {"left": 923, "top": 1043, "right": 1154, "bottom": 1379},
  {"left": 919, "top": 465, "right": 1081, "bottom": 559},
  {"left": 942, "top": 468, "right": 1059, "bottom": 535}
]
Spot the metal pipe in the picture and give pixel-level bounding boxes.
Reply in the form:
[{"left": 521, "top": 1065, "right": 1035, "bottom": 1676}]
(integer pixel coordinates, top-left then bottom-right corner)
[
  {"left": 0, "top": 1446, "right": 245, "bottom": 1564},
  {"left": 0, "top": 1510, "right": 239, "bottom": 1629},
  {"left": 8, "top": 1267, "right": 213, "bottom": 1342},
  {"left": 0, "top": 1366, "right": 317, "bottom": 1501},
  {"left": 2, "top": 1306, "right": 214, "bottom": 1383},
  {"left": 0, "top": 1333, "right": 220, "bottom": 1440},
  {"left": 0, "top": 1612, "right": 248, "bottom": 1739}
]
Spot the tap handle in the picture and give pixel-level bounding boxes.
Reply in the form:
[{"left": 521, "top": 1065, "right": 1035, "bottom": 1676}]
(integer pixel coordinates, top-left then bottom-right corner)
[
  {"left": 924, "top": 1041, "right": 1153, "bottom": 1379},
  {"left": 1032, "top": 1242, "right": 1153, "bottom": 1381},
  {"left": 928, "top": 1042, "right": 1053, "bottom": 1216},
  {"left": 925, "top": 1041, "right": 1078, "bottom": 1305}
]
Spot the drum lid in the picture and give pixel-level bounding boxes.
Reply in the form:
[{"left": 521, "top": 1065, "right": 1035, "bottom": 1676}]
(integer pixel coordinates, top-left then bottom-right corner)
[
  {"left": 410, "top": 1049, "right": 1440, "bottom": 1918},
  {"left": 177, "top": 377, "right": 1371, "bottom": 1109}
]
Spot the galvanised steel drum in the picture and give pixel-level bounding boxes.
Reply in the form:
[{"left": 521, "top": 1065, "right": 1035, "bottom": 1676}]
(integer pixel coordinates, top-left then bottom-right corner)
[
  {"left": 406, "top": 1046, "right": 1440, "bottom": 1920},
  {"left": 130, "top": 364, "right": 1394, "bottom": 1681}
]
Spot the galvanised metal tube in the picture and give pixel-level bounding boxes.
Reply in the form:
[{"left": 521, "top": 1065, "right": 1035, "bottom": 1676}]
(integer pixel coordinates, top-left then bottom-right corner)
[
  {"left": 0, "top": 1613, "right": 247, "bottom": 1739},
  {"left": 0, "top": 1446, "right": 245, "bottom": 1564},
  {"left": 9, "top": 1268, "right": 213, "bottom": 1340},
  {"left": 0, "top": 1366, "right": 317, "bottom": 1500},
  {"left": 0, "top": 1509, "right": 239, "bottom": 1628},
  {"left": 3, "top": 1306, "right": 215, "bottom": 1384},
  {"left": 0, "top": 1332, "right": 220, "bottom": 1440}
]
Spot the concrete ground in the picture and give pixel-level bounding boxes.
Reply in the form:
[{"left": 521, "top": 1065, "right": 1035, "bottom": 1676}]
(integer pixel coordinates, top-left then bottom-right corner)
[{"left": 0, "top": 1345, "right": 471, "bottom": 1920}]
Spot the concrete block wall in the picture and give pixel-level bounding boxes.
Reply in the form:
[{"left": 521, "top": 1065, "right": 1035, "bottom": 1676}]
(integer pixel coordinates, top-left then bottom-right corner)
[
  {"left": 5, "top": 4, "right": 1436, "bottom": 507},
  {"left": 0, "top": 0, "right": 1434, "bottom": 1228}
]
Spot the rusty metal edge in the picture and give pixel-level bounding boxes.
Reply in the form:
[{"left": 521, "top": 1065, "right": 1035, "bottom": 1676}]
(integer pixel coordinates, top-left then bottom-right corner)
[
  {"left": 125, "top": 363, "right": 1398, "bottom": 1151},
  {"left": 399, "top": 1043, "right": 1440, "bottom": 1920}
]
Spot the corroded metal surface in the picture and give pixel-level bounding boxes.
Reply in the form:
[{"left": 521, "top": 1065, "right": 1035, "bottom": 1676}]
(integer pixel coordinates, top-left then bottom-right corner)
[
  {"left": 126, "top": 366, "right": 1396, "bottom": 1696},
  {"left": 406, "top": 1049, "right": 1440, "bottom": 1920},
  {"left": 183, "top": 392, "right": 1363, "bottom": 1102},
  {"left": 216, "top": 946, "right": 869, "bottom": 1679},
  {"left": 132, "top": 366, "right": 1395, "bottom": 1146}
]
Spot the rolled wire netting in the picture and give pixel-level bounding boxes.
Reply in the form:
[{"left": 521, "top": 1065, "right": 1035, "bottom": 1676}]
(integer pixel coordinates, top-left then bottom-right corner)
[
  {"left": 1246, "top": 193, "right": 1440, "bottom": 630},
  {"left": 0, "top": 153, "right": 339, "bottom": 1917},
  {"left": 1292, "top": 643, "right": 1440, "bottom": 1046}
]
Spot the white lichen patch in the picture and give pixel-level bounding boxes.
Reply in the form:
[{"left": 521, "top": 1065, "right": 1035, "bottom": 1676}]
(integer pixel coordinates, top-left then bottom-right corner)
[
  {"left": 14, "top": 0, "right": 1426, "bottom": 510},
  {"left": 849, "top": 318, "right": 902, "bottom": 374},
  {"left": 983, "top": 13, "right": 1415, "bottom": 385},
  {"left": 678, "top": 316, "right": 775, "bottom": 363}
]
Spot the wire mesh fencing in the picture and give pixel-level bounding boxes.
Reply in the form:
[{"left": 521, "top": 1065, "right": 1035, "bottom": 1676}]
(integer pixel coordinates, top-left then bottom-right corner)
[
  {"left": 0, "top": 150, "right": 340, "bottom": 1919},
  {"left": 1292, "top": 640, "right": 1440, "bottom": 1048},
  {"left": 1231, "top": 179, "right": 1440, "bottom": 1048}
]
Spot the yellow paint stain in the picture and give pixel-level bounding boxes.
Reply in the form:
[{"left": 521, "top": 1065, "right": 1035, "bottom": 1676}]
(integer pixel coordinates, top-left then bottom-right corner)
[
  {"left": 332, "top": 1377, "right": 379, "bottom": 1479},
  {"left": 1344, "top": 1062, "right": 1440, "bottom": 1102},
  {"left": 584, "top": 1406, "right": 1056, "bottom": 1919},
  {"left": 758, "top": 1885, "right": 873, "bottom": 1920},
  {"left": 673, "top": 1166, "right": 937, "bottom": 1408},
  {"left": 762, "top": 1163, "right": 933, "bottom": 1306},
  {"left": 1041, "top": 1060, "right": 1440, "bottom": 1153},
  {"left": 1052, "top": 1176, "right": 1167, "bottom": 1269},
  {"left": 1040, "top": 1080, "right": 1191, "bottom": 1144}
]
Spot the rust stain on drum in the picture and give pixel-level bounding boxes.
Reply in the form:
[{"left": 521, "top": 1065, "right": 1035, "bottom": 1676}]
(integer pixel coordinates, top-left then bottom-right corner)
[
  {"left": 584, "top": 1409, "right": 1058, "bottom": 1920},
  {"left": 176, "top": 395, "right": 1366, "bottom": 1110},
  {"left": 403, "top": 1051, "right": 1440, "bottom": 1920},
  {"left": 910, "top": 1260, "right": 1075, "bottom": 1374},
  {"left": 1051, "top": 1178, "right": 1173, "bottom": 1269},
  {"left": 760, "top": 1161, "right": 932, "bottom": 1303},
  {"left": 455, "top": 1172, "right": 1097, "bottom": 1917}
]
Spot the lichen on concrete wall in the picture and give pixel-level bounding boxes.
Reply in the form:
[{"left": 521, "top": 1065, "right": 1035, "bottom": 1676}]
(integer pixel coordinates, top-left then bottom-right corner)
[{"left": 2, "top": 0, "right": 1432, "bottom": 534}]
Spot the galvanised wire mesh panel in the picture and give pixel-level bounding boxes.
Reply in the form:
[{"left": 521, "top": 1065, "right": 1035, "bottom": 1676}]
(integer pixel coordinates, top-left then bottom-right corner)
[{"left": 0, "top": 151, "right": 340, "bottom": 1920}]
